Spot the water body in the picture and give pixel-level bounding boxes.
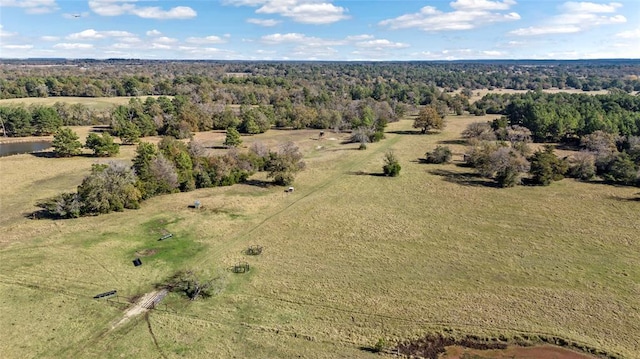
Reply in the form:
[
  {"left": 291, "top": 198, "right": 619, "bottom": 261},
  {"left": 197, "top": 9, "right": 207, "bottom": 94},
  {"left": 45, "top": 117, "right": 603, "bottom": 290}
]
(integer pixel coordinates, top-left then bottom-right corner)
[{"left": 0, "top": 140, "right": 52, "bottom": 157}]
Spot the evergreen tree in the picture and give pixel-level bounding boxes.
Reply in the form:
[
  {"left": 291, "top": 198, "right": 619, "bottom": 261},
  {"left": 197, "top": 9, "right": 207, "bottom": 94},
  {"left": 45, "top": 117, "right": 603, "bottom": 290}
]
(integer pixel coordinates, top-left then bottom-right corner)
[
  {"left": 85, "top": 132, "right": 119, "bottom": 157},
  {"left": 224, "top": 127, "right": 242, "bottom": 147},
  {"left": 382, "top": 150, "right": 401, "bottom": 176},
  {"left": 529, "top": 145, "right": 568, "bottom": 185},
  {"left": 52, "top": 128, "right": 82, "bottom": 157},
  {"left": 31, "top": 106, "right": 62, "bottom": 135}
]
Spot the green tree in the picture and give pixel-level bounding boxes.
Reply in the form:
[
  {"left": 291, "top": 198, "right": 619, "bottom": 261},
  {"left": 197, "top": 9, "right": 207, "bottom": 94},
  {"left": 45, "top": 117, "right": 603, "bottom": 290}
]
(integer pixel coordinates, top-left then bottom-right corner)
[
  {"left": 85, "top": 132, "right": 119, "bottom": 157},
  {"left": 224, "top": 127, "right": 242, "bottom": 147},
  {"left": 413, "top": 105, "right": 445, "bottom": 134},
  {"left": 605, "top": 152, "right": 638, "bottom": 185},
  {"left": 266, "top": 142, "right": 305, "bottom": 185},
  {"left": 158, "top": 137, "right": 195, "bottom": 191},
  {"left": 1, "top": 107, "right": 33, "bottom": 137},
  {"left": 529, "top": 145, "right": 568, "bottom": 185},
  {"left": 31, "top": 106, "right": 62, "bottom": 135},
  {"left": 382, "top": 150, "right": 401, "bottom": 177},
  {"left": 132, "top": 142, "right": 169, "bottom": 199},
  {"left": 52, "top": 128, "right": 82, "bottom": 157},
  {"left": 77, "top": 162, "right": 142, "bottom": 214}
]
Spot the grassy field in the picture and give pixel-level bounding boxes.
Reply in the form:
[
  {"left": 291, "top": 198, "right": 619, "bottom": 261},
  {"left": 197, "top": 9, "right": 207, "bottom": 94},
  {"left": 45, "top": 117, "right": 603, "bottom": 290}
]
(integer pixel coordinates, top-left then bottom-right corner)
[
  {"left": 0, "top": 96, "right": 167, "bottom": 110},
  {"left": 1, "top": 116, "right": 639, "bottom": 358}
]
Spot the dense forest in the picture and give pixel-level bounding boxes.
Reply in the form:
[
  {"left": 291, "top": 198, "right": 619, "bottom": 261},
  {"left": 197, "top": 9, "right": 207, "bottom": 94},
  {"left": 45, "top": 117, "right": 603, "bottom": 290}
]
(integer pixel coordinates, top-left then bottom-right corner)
[
  {"left": 2, "top": 59, "right": 640, "bottom": 100},
  {"left": 2, "top": 60, "right": 640, "bottom": 143}
]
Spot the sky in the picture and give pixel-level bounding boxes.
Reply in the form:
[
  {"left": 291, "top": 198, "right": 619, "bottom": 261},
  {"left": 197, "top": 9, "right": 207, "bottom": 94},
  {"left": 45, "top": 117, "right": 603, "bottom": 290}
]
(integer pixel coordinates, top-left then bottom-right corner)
[{"left": 0, "top": 0, "right": 639, "bottom": 60}]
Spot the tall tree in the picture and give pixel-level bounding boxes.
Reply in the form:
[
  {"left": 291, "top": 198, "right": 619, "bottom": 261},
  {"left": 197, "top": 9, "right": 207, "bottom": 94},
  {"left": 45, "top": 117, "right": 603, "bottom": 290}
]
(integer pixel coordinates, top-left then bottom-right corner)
[
  {"left": 52, "top": 128, "right": 82, "bottom": 157},
  {"left": 77, "top": 162, "right": 142, "bottom": 214},
  {"left": 413, "top": 105, "right": 445, "bottom": 134},
  {"left": 31, "top": 106, "right": 62, "bottom": 135},
  {"left": 266, "top": 142, "right": 305, "bottom": 185},
  {"left": 224, "top": 127, "right": 242, "bottom": 147}
]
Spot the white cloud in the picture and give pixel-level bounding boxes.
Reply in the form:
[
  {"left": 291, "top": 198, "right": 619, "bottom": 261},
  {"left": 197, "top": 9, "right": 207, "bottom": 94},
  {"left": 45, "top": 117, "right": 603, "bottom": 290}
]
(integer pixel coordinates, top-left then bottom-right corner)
[
  {"left": 247, "top": 18, "right": 281, "bottom": 26},
  {"left": 345, "top": 34, "right": 374, "bottom": 41},
  {"left": 0, "top": 0, "right": 58, "bottom": 14},
  {"left": 355, "top": 39, "right": 409, "bottom": 49},
  {"left": 89, "top": 0, "right": 196, "bottom": 19},
  {"left": 2, "top": 44, "right": 34, "bottom": 49},
  {"left": 150, "top": 43, "right": 172, "bottom": 50},
  {"left": 510, "top": 1, "right": 626, "bottom": 36},
  {"left": 0, "top": 25, "right": 16, "bottom": 37},
  {"left": 119, "top": 36, "right": 141, "bottom": 43},
  {"left": 146, "top": 29, "right": 161, "bottom": 36},
  {"left": 560, "top": 1, "right": 622, "bottom": 13},
  {"left": 133, "top": 6, "right": 196, "bottom": 19},
  {"left": 185, "top": 35, "right": 227, "bottom": 44},
  {"left": 53, "top": 43, "right": 94, "bottom": 49},
  {"left": 510, "top": 26, "right": 581, "bottom": 36},
  {"left": 261, "top": 32, "right": 308, "bottom": 44},
  {"left": 41, "top": 35, "right": 60, "bottom": 41},
  {"left": 290, "top": 45, "right": 338, "bottom": 59},
  {"left": 153, "top": 36, "right": 178, "bottom": 44},
  {"left": 225, "top": 0, "right": 349, "bottom": 24},
  {"left": 379, "top": 0, "right": 519, "bottom": 31},
  {"left": 451, "top": 0, "right": 516, "bottom": 11},
  {"left": 482, "top": 50, "right": 504, "bottom": 56},
  {"left": 67, "top": 29, "right": 134, "bottom": 40},
  {"left": 615, "top": 28, "right": 640, "bottom": 39},
  {"left": 260, "top": 32, "right": 345, "bottom": 46}
]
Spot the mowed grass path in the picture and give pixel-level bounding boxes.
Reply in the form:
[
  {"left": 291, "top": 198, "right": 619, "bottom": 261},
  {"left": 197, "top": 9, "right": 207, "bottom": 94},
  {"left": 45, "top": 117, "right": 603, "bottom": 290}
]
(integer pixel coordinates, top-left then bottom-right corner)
[{"left": 1, "top": 117, "right": 639, "bottom": 358}]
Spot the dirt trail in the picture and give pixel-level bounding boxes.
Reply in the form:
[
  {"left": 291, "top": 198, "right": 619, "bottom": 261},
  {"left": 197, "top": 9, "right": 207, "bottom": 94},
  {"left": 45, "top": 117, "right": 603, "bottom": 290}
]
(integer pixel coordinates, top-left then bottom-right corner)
[{"left": 111, "top": 289, "right": 168, "bottom": 329}]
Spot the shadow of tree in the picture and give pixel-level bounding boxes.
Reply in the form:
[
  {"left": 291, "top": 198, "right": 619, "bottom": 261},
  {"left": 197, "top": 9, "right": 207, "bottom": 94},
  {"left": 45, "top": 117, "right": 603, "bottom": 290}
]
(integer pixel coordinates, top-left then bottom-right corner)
[
  {"left": 438, "top": 139, "right": 468, "bottom": 145},
  {"left": 29, "top": 151, "right": 96, "bottom": 158},
  {"left": 428, "top": 168, "right": 499, "bottom": 188},
  {"left": 386, "top": 130, "right": 425, "bottom": 135},
  {"left": 242, "top": 179, "right": 273, "bottom": 188},
  {"left": 347, "top": 170, "right": 387, "bottom": 177}
]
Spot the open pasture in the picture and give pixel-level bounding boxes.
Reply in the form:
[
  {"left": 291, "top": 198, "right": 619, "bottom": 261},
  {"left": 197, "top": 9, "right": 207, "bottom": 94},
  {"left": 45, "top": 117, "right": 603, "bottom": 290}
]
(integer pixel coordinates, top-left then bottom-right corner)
[
  {"left": 0, "top": 96, "right": 167, "bottom": 110},
  {"left": 0, "top": 116, "right": 639, "bottom": 358}
]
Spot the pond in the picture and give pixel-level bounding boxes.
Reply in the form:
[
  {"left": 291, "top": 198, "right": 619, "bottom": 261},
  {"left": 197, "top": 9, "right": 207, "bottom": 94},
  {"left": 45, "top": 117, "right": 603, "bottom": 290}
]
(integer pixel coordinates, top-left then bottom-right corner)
[{"left": 0, "top": 140, "right": 52, "bottom": 157}]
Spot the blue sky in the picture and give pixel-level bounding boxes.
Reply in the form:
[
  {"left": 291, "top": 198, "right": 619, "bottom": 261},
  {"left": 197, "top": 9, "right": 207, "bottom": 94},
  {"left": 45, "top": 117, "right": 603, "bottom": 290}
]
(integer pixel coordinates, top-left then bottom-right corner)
[{"left": 0, "top": 0, "right": 639, "bottom": 60}]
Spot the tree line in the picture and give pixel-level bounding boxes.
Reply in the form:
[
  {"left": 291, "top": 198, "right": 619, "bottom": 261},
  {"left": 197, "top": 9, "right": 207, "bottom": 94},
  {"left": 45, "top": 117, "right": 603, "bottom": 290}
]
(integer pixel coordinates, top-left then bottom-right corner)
[
  {"left": 2, "top": 60, "right": 639, "bottom": 100},
  {"left": 38, "top": 137, "right": 305, "bottom": 218},
  {"left": 458, "top": 120, "right": 640, "bottom": 187},
  {"left": 474, "top": 91, "right": 640, "bottom": 142}
]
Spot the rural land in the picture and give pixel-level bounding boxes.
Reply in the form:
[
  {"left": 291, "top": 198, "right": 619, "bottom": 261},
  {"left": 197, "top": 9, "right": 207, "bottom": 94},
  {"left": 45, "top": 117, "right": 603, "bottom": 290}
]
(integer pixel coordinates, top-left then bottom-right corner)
[{"left": 0, "top": 59, "right": 639, "bottom": 359}]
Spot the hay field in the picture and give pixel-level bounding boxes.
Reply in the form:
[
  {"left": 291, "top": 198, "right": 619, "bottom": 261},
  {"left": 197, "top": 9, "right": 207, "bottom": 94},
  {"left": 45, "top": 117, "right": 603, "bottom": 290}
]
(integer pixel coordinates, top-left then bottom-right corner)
[{"left": 0, "top": 117, "right": 639, "bottom": 358}]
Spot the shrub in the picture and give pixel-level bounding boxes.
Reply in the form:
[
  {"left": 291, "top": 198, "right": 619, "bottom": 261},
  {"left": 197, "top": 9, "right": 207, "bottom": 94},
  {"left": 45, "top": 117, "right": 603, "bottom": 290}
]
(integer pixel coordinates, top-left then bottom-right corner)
[
  {"left": 383, "top": 150, "right": 401, "bottom": 177},
  {"left": 461, "top": 122, "right": 495, "bottom": 141},
  {"left": 85, "top": 132, "right": 119, "bottom": 157},
  {"left": 568, "top": 151, "right": 597, "bottom": 181},
  {"left": 425, "top": 146, "right": 452, "bottom": 164}
]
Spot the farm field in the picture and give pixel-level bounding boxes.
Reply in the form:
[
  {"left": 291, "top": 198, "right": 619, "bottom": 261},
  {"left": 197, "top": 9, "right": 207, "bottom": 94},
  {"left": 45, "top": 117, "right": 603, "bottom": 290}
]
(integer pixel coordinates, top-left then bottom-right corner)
[{"left": 0, "top": 115, "right": 639, "bottom": 358}]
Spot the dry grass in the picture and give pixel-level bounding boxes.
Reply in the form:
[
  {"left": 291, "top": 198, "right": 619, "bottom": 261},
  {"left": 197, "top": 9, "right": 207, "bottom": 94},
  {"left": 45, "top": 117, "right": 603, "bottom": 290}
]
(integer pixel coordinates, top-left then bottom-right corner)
[
  {"left": 1, "top": 117, "right": 639, "bottom": 358},
  {"left": 455, "top": 88, "right": 612, "bottom": 104},
  {"left": 0, "top": 96, "right": 168, "bottom": 110}
]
